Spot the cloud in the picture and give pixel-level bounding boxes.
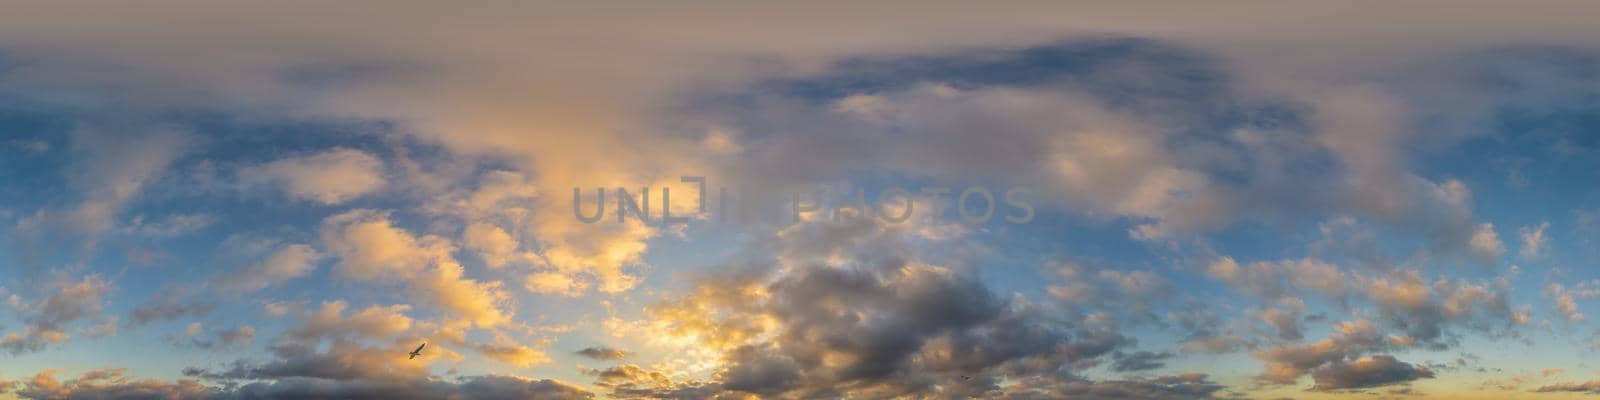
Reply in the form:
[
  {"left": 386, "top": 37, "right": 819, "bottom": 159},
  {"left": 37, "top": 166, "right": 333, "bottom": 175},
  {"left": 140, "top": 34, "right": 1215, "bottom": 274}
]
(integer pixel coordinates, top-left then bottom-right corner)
[
  {"left": 586, "top": 364, "right": 673, "bottom": 388},
  {"left": 1000, "top": 372, "right": 1225, "bottom": 400},
  {"left": 176, "top": 293, "right": 576, "bottom": 399},
  {"left": 1259, "top": 298, "right": 1306, "bottom": 341},
  {"left": 119, "top": 213, "right": 215, "bottom": 238},
  {"left": 1534, "top": 380, "right": 1600, "bottom": 393},
  {"left": 462, "top": 222, "right": 521, "bottom": 269},
  {"left": 1110, "top": 351, "right": 1173, "bottom": 373},
  {"left": 524, "top": 272, "right": 589, "bottom": 297},
  {"left": 12, "top": 129, "right": 187, "bottom": 245},
  {"left": 320, "top": 209, "right": 510, "bottom": 327},
  {"left": 0, "top": 6, "right": 1595, "bottom": 400},
  {"left": 1310, "top": 355, "right": 1434, "bottom": 391},
  {"left": 471, "top": 336, "right": 552, "bottom": 368},
  {"left": 285, "top": 301, "right": 414, "bottom": 343},
  {"left": 202, "top": 340, "right": 428, "bottom": 384},
  {"left": 186, "top": 295, "right": 556, "bottom": 394},
  {"left": 1521, "top": 221, "right": 1550, "bottom": 258},
  {"left": 1212, "top": 255, "right": 1523, "bottom": 358},
  {"left": 1203, "top": 257, "right": 1349, "bottom": 301},
  {"left": 4, "top": 368, "right": 212, "bottom": 400},
  {"left": 219, "top": 243, "right": 321, "bottom": 292},
  {"left": 242, "top": 148, "right": 385, "bottom": 204},
  {"left": 1048, "top": 263, "right": 1175, "bottom": 325},
  {"left": 1253, "top": 320, "right": 1387, "bottom": 385},
  {"left": 1178, "top": 335, "right": 1248, "bottom": 355},
  {"left": 0, "top": 368, "right": 594, "bottom": 400},
  {"left": 128, "top": 286, "right": 215, "bottom": 327},
  {"left": 1546, "top": 283, "right": 1586, "bottom": 322},
  {"left": 1, "top": 274, "right": 113, "bottom": 354},
  {"left": 1470, "top": 223, "right": 1504, "bottom": 260},
  {"left": 631, "top": 218, "right": 1141, "bottom": 398},
  {"left": 583, "top": 364, "right": 727, "bottom": 400},
  {"left": 175, "top": 326, "right": 256, "bottom": 350},
  {"left": 575, "top": 346, "right": 631, "bottom": 361},
  {"left": 217, "top": 375, "right": 593, "bottom": 400},
  {"left": 1362, "top": 270, "right": 1516, "bottom": 345}
]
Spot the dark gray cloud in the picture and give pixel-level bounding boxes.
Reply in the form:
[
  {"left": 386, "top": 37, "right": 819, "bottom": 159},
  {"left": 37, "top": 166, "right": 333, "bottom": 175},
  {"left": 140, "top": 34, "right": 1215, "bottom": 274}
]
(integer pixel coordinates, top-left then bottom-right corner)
[
  {"left": 190, "top": 342, "right": 419, "bottom": 382},
  {"left": 575, "top": 346, "right": 630, "bottom": 360},
  {"left": 628, "top": 216, "right": 1151, "bottom": 399},
  {"left": 1253, "top": 320, "right": 1388, "bottom": 384},
  {"left": 1310, "top": 355, "right": 1435, "bottom": 391},
  {"left": 1111, "top": 351, "right": 1173, "bottom": 373},
  {"left": 998, "top": 372, "right": 1225, "bottom": 400}
]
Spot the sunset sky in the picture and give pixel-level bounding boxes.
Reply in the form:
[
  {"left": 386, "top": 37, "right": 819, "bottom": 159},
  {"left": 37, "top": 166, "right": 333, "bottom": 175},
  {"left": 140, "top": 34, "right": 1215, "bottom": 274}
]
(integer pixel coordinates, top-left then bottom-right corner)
[{"left": 4, "top": 2, "right": 1600, "bottom": 399}]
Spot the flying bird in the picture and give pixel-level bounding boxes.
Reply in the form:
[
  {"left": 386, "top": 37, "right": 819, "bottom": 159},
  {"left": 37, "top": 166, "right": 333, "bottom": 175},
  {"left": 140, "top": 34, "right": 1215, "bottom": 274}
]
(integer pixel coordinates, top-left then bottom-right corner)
[{"left": 409, "top": 343, "right": 426, "bottom": 359}]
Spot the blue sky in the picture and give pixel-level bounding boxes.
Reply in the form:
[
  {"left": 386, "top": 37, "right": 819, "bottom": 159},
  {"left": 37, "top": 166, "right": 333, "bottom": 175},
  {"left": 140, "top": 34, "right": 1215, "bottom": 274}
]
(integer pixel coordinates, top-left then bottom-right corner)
[{"left": 2, "top": 2, "right": 1600, "bottom": 399}]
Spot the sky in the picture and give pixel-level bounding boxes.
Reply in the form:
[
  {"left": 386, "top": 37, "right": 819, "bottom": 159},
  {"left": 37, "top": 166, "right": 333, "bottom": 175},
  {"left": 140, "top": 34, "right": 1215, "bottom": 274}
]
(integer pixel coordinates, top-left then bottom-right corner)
[{"left": 1, "top": 1, "right": 1600, "bottom": 399}]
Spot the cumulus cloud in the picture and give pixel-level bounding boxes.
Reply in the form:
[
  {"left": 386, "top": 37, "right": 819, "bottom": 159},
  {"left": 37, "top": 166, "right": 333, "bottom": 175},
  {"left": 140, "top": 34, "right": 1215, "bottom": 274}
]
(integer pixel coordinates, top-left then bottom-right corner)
[
  {"left": 1110, "top": 351, "right": 1173, "bottom": 373},
  {"left": 586, "top": 364, "right": 674, "bottom": 389},
  {"left": 320, "top": 209, "right": 510, "bottom": 327},
  {"left": 128, "top": 286, "right": 215, "bottom": 327},
  {"left": 1259, "top": 298, "right": 1306, "bottom": 341},
  {"left": 219, "top": 243, "right": 321, "bottom": 292},
  {"left": 285, "top": 301, "right": 414, "bottom": 343},
  {"left": 462, "top": 222, "right": 523, "bottom": 269},
  {"left": 1211, "top": 254, "right": 1523, "bottom": 361},
  {"left": 581, "top": 363, "right": 724, "bottom": 399},
  {"left": 1000, "top": 372, "right": 1225, "bottom": 400},
  {"left": 1253, "top": 319, "right": 1388, "bottom": 385},
  {"left": 1521, "top": 221, "right": 1549, "bottom": 258},
  {"left": 1310, "top": 355, "right": 1434, "bottom": 391},
  {"left": 172, "top": 314, "right": 584, "bottom": 399},
  {"left": 242, "top": 148, "right": 386, "bottom": 204},
  {"left": 1546, "top": 283, "right": 1586, "bottom": 322},
  {"left": 209, "top": 375, "right": 594, "bottom": 400},
  {"left": 174, "top": 326, "right": 256, "bottom": 350},
  {"left": 626, "top": 218, "right": 1144, "bottom": 398},
  {"left": 174, "top": 294, "right": 566, "bottom": 399},
  {"left": 189, "top": 300, "right": 433, "bottom": 384},
  {"left": 1204, "top": 257, "right": 1349, "bottom": 301},
  {"left": 1, "top": 274, "right": 113, "bottom": 354},
  {"left": 1362, "top": 270, "right": 1516, "bottom": 345},
  {"left": 12, "top": 129, "right": 187, "bottom": 244},
  {"left": 1469, "top": 223, "right": 1504, "bottom": 260},
  {"left": 575, "top": 346, "right": 631, "bottom": 361},
  {"left": 1048, "top": 262, "right": 1175, "bottom": 325},
  {"left": 4, "top": 368, "right": 212, "bottom": 400},
  {"left": 0, "top": 5, "right": 1595, "bottom": 400},
  {"left": 1534, "top": 380, "right": 1600, "bottom": 393},
  {"left": 0, "top": 368, "right": 595, "bottom": 400},
  {"left": 120, "top": 213, "right": 215, "bottom": 238},
  {"left": 471, "top": 336, "right": 552, "bottom": 368}
]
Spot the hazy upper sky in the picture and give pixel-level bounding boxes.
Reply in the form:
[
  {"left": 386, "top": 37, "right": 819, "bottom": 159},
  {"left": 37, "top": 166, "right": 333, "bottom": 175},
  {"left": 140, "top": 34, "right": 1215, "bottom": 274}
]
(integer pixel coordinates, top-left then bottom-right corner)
[{"left": 2, "top": 2, "right": 1600, "bottom": 399}]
